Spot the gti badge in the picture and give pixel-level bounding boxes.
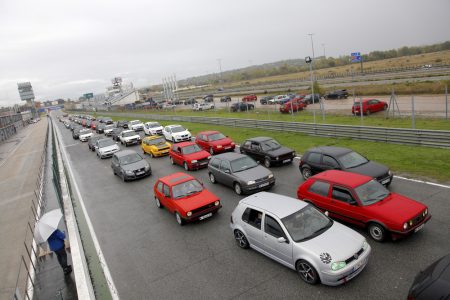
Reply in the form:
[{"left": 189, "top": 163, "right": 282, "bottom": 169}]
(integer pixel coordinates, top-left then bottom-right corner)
[{"left": 320, "top": 252, "right": 332, "bottom": 264}]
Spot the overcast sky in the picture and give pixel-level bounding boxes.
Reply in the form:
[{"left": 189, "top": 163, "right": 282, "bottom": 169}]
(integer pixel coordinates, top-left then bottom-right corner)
[{"left": 1, "top": 0, "right": 449, "bottom": 106}]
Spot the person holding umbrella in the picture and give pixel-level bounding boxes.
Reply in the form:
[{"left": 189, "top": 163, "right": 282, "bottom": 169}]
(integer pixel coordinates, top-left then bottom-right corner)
[{"left": 48, "top": 229, "right": 72, "bottom": 275}]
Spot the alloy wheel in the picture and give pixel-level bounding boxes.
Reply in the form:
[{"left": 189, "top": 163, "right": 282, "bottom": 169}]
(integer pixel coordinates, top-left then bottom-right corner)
[
  {"left": 296, "top": 261, "right": 318, "bottom": 284},
  {"left": 234, "top": 230, "right": 249, "bottom": 249}
]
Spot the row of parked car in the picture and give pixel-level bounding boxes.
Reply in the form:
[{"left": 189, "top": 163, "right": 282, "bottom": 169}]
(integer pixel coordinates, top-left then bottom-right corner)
[{"left": 58, "top": 114, "right": 444, "bottom": 296}]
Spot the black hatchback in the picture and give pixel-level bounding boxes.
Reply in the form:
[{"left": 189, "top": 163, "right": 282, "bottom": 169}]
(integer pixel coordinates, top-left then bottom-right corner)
[
  {"left": 299, "top": 146, "right": 393, "bottom": 186},
  {"left": 240, "top": 137, "right": 295, "bottom": 168}
]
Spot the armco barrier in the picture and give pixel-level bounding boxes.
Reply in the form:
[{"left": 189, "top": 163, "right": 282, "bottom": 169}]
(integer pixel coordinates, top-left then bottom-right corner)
[{"left": 104, "top": 112, "right": 450, "bottom": 148}]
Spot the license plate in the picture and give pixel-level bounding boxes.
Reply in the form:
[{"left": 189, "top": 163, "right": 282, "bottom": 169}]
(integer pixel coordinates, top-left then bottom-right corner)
[
  {"left": 353, "top": 258, "right": 366, "bottom": 272},
  {"left": 136, "top": 171, "right": 144, "bottom": 175},
  {"left": 283, "top": 159, "right": 291, "bottom": 163},
  {"left": 414, "top": 224, "right": 424, "bottom": 233},
  {"left": 199, "top": 213, "right": 212, "bottom": 220},
  {"left": 200, "top": 162, "right": 208, "bottom": 165},
  {"left": 259, "top": 182, "right": 269, "bottom": 188},
  {"left": 224, "top": 146, "right": 231, "bottom": 149},
  {"left": 381, "top": 179, "right": 390, "bottom": 184}
]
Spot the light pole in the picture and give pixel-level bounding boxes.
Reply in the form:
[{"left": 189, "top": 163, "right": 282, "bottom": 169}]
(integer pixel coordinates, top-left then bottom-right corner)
[
  {"left": 308, "top": 33, "right": 316, "bottom": 80},
  {"left": 305, "top": 56, "right": 316, "bottom": 124}
]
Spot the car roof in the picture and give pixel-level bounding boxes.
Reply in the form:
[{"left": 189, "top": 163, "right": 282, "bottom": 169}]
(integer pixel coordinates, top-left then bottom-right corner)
[
  {"left": 214, "top": 152, "right": 247, "bottom": 160},
  {"left": 241, "top": 192, "right": 308, "bottom": 219},
  {"left": 145, "top": 121, "right": 159, "bottom": 124},
  {"left": 246, "top": 136, "right": 272, "bottom": 142},
  {"left": 159, "top": 172, "right": 195, "bottom": 186},
  {"left": 312, "top": 170, "right": 372, "bottom": 188},
  {"left": 166, "top": 124, "right": 182, "bottom": 128},
  {"left": 199, "top": 130, "right": 219, "bottom": 135},
  {"left": 306, "top": 146, "right": 352, "bottom": 156},
  {"left": 115, "top": 150, "right": 139, "bottom": 158},
  {"left": 175, "top": 141, "right": 196, "bottom": 147}
]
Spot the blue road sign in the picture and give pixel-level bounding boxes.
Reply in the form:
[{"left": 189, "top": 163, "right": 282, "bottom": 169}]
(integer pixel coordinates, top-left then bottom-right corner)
[{"left": 351, "top": 52, "right": 362, "bottom": 62}]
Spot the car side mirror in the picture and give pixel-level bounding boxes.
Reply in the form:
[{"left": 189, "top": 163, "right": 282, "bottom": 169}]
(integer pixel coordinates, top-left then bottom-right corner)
[
  {"left": 349, "top": 200, "right": 358, "bottom": 206},
  {"left": 277, "top": 237, "right": 288, "bottom": 244},
  {"left": 324, "top": 211, "right": 329, "bottom": 216},
  {"left": 224, "top": 169, "right": 231, "bottom": 174}
]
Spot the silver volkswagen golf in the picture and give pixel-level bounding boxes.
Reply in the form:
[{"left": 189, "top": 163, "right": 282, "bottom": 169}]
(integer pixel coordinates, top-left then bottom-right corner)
[{"left": 230, "top": 192, "right": 371, "bottom": 286}]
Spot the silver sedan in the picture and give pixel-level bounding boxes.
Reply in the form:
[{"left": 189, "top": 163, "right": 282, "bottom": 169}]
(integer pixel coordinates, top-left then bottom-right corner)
[{"left": 230, "top": 192, "right": 371, "bottom": 286}]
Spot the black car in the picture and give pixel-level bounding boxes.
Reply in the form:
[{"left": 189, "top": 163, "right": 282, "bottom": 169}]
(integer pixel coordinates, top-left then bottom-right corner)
[
  {"left": 230, "top": 102, "right": 254, "bottom": 112},
  {"left": 303, "top": 94, "right": 321, "bottom": 104},
  {"left": 103, "top": 117, "right": 114, "bottom": 125},
  {"left": 324, "top": 89, "right": 349, "bottom": 99},
  {"left": 111, "top": 150, "right": 152, "bottom": 181},
  {"left": 240, "top": 137, "right": 295, "bottom": 168},
  {"left": 260, "top": 96, "right": 274, "bottom": 105},
  {"left": 220, "top": 96, "right": 231, "bottom": 102},
  {"left": 88, "top": 135, "right": 103, "bottom": 151},
  {"left": 72, "top": 127, "right": 82, "bottom": 139},
  {"left": 184, "top": 98, "right": 197, "bottom": 105},
  {"left": 203, "top": 94, "right": 214, "bottom": 102},
  {"left": 299, "top": 146, "right": 393, "bottom": 186},
  {"left": 96, "top": 123, "right": 106, "bottom": 134},
  {"left": 111, "top": 128, "right": 124, "bottom": 141},
  {"left": 117, "top": 120, "right": 128, "bottom": 129},
  {"left": 407, "top": 253, "right": 450, "bottom": 300}
]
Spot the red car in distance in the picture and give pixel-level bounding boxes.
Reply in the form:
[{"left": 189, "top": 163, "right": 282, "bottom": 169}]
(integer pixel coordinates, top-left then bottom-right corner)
[
  {"left": 169, "top": 141, "right": 211, "bottom": 171},
  {"left": 279, "top": 98, "right": 307, "bottom": 113},
  {"left": 90, "top": 121, "right": 97, "bottom": 130},
  {"left": 153, "top": 172, "right": 222, "bottom": 225},
  {"left": 195, "top": 131, "right": 236, "bottom": 155},
  {"left": 297, "top": 170, "right": 431, "bottom": 242},
  {"left": 352, "top": 98, "right": 388, "bottom": 115},
  {"left": 242, "top": 94, "right": 257, "bottom": 102}
]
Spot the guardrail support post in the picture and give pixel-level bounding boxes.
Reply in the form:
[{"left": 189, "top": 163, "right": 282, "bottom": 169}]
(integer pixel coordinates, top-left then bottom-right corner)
[
  {"left": 446, "top": 85, "right": 448, "bottom": 120},
  {"left": 411, "top": 95, "right": 416, "bottom": 129}
]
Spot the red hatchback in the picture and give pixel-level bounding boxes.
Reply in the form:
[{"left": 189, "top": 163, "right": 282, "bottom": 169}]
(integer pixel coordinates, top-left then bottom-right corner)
[
  {"left": 297, "top": 170, "right": 431, "bottom": 242},
  {"left": 279, "top": 98, "right": 306, "bottom": 113},
  {"left": 242, "top": 94, "right": 257, "bottom": 102},
  {"left": 195, "top": 131, "right": 235, "bottom": 155},
  {"left": 153, "top": 172, "right": 222, "bottom": 225},
  {"left": 352, "top": 98, "right": 388, "bottom": 115},
  {"left": 90, "top": 121, "right": 97, "bottom": 130},
  {"left": 169, "top": 142, "right": 211, "bottom": 171}
]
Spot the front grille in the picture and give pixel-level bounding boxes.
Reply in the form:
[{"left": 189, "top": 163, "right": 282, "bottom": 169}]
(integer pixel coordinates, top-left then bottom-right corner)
[
  {"left": 198, "top": 158, "right": 209, "bottom": 165},
  {"left": 134, "top": 168, "right": 145, "bottom": 173},
  {"left": 345, "top": 247, "right": 364, "bottom": 265},
  {"left": 411, "top": 213, "right": 425, "bottom": 227},
  {"left": 158, "top": 146, "right": 170, "bottom": 151},
  {"left": 156, "top": 130, "right": 163, "bottom": 134},
  {"left": 279, "top": 153, "right": 294, "bottom": 161},
  {"left": 191, "top": 203, "right": 215, "bottom": 215},
  {"left": 376, "top": 174, "right": 390, "bottom": 183},
  {"left": 255, "top": 176, "right": 269, "bottom": 183}
]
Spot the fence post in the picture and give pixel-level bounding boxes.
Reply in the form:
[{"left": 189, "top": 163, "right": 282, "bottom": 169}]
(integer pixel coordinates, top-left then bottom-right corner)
[
  {"left": 411, "top": 95, "right": 415, "bottom": 129},
  {"left": 446, "top": 85, "right": 448, "bottom": 120}
]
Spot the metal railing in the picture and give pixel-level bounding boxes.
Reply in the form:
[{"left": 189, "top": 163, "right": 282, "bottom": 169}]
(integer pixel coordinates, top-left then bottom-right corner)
[{"left": 105, "top": 112, "right": 450, "bottom": 148}]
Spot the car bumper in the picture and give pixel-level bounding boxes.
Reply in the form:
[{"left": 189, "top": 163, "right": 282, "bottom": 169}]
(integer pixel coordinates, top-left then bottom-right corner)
[
  {"left": 242, "top": 178, "right": 276, "bottom": 194},
  {"left": 124, "top": 139, "right": 141, "bottom": 145},
  {"left": 152, "top": 150, "right": 170, "bottom": 157},
  {"left": 320, "top": 245, "right": 371, "bottom": 286},
  {"left": 184, "top": 205, "right": 222, "bottom": 222},
  {"left": 99, "top": 149, "right": 119, "bottom": 158},
  {"left": 271, "top": 156, "right": 295, "bottom": 166},
  {"left": 79, "top": 136, "right": 91, "bottom": 142},
  {"left": 212, "top": 145, "right": 236, "bottom": 154},
  {"left": 174, "top": 136, "right": 191, "bottom": 142},
  {"left": 189, "top": 160, "right": 210, "bottom": 170},
  {"left": 390, "top": 214, "right": 432, "bottom": 239},
  {"left": 123, "top": 169, "right": 152, "bottom": 180}
]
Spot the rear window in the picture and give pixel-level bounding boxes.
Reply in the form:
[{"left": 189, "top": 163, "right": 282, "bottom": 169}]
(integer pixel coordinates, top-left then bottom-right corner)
[{"left": 309, "top": 181, "right": 330, "bottom": 197}]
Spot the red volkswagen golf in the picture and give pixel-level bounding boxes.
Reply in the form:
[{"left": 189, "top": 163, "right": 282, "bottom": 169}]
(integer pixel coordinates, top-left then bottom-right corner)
[
  {"left": 169, "top": 142, "right": 211, "bottom": 171},
  {"left": 352, "top": 98, "right": 388, "bottom": 115},
  {"left": 195, "top": 131, "right": 235, "bottom": 155},
  {"left": 153, "top": 172, "right": 222, "bottom": 225},
  {"left": 297, "top": 170, "right": 431, "bottom": 242}
]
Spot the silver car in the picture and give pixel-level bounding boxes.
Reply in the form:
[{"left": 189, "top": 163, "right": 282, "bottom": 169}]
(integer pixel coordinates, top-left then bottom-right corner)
[{"left": 230, "top": 192, "right": 371, "bottom": 286}]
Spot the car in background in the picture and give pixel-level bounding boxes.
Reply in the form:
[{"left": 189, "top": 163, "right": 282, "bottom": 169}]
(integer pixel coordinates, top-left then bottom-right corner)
[
  {"left": 230, "top": 102, "right": 254, "bottom": 112},
  {"left": 352, "top": 99, "right": 388, "bottom": 115},
  {"left": 192, "top": 102, "right": 214, "bottom": 111},
  {"left": 153, "top": 172, "right": 222, "bottom": 225},
  {"left": 220, "top": 96, "right": 231, "bottom": 102},
  {"left": 72, "top": 127, "right": 82, "bottom": 139},
  {"left": 111, "top": 128, "right": 124, "bottom": 141},
  {"left": 297, "top": 170, "right": 431, "bottom": 242},
  {"left": 208, "top": 153, "right": 275, "bottom": 195},
  {"left": 96, "top": 123, "right": 106, "bottom": 134},
  {"left": 162, "top": 125, "right": 191, "bottom": 143},
  {"left": 195, "top": 130, "right": 235, "bottom": 155},
  {"left": 144, "top": 121, "right": 163, "bottom": 136},
  {"left": 95, "top": 138, "right": 120, "bottom": 159},
  {"left": 240, "top": 137, "right": 295, "bottom": 168},
  {"left": 230, "top": 192, "right": 371, "bottom": 285},
  {"left": 203, "top": 94, "right": 214, "bottom": 102},
  {"left": 79, "top": 129, "right": 93, "bottom": 142},
  {"left": 299, "top": 146, "right": 393, "bottom": 186},
  {"left": 90, "top": 121, "right": 98, "bottom": 131},
  {"left": 279, "top": 98, "right": 306, "bottom": 113},
  {"left": 141, "top": 136, "right": 171, "bottom": 157},
  {"left": 303, "top": 94, "right": 321, "bottom": 104},
  {"left": 111, "top": 150, "right": 151, "bottom": 181},
  {"left": 85, "top": 120, "right": 92, "bottom": 128},
  {"left": 103, "top": 117, "right": 114, "bottom": 125},
  {"left": 119, "top": 130, "right": 141, "bottom": 147},
  {"left": 407, "top": 253, "right": 450, "bottom": 300},
  {"left": 184, "top": 98, "right": 197, "bottom": 105},
  {"left": 117, "top": 120, "right": 128, "bottom": 129},
  {"left": 270, "top": 95, "right": 290, "bottom": 104},
  {"left": 103, "top": 124, "right": 115, "bottom": 136},
  {"left": 324, "top": 90, "right": 348, "bottom": 99},
  {"left": 169, "top": 142, "right": 211, "bottom": 171},
  {"left": 128, "top": 120, "right": 144, "bottom": 131},
  {"left": 88, "top": 135, "right": 103, "bottom": 151},
  {"left": 260, "top": 96, "right": 274, "bottom": 105},
  {"left": 242, "top": 94, "right": 257, "bottom": 102}
]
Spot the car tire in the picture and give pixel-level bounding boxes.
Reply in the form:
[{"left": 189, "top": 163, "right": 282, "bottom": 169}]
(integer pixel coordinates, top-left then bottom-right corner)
[
  {"left": 301, "top": 167, "right": 312, "bottom": 180},
  {"left": 234, "top": 183, "right": 242, "bottom": 195},
  {"left": 170, "top": 156, "right": 174, "bottom": 165},
  {"left": 121, "top": 172, "right": 126, "bottom": 182},
  {"left": 209, "top": 147, "right": 214, "bottom": 155},
  {"left": 296, "top": 260, "right": 319, "bottom": 285},
  {"left": 209, "top": 172, "right": 216, "bottom": 184},
  {"left": 264, "top": 157, "right": 271, "bottom": 168},
  {"left": 184, "top": 162, "right": 189, "bottom": 171},
  {"left": 368, "top": 222, "right": 386, "bottom": 242},
  {"left": 175, "top": 212, "right": 185, "bottom": 226},
  {"left": 234, "top": 230, "right": 249, "bottom": 249},
  {"left": 155, "top": 196, "right": 163, "bottom": 209}
]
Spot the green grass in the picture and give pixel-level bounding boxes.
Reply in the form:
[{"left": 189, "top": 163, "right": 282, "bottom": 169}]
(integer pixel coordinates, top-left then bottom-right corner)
[{"left": 99, "top": 113, "right": 450, "bottom": 184}]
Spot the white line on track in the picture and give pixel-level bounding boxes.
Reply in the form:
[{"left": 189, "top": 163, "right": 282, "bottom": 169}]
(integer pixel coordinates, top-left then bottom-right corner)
[{"left": 394, "top": 176, "right": 450, "bottom": 189}]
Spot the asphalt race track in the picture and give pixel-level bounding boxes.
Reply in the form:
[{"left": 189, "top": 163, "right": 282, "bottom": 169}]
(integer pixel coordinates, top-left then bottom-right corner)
[{"left": 54, "top": 116, "right": 450, "bottom": 299}]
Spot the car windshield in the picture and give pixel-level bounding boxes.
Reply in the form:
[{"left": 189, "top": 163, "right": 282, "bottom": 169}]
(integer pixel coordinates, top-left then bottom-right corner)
[
  {"left": 355, "top": 179, "right": 390, "bottom": 206},
  {"left": 261, "top": 139, "right": 281, "bottom": 151},
  {"left": 147, "top": 137, "right": 166, "bottom": 145},
  {"left": 98, "top": 124, "right": 105, "bottom": 128},
  {"left": 208, "top": 133, "right": 226, "bottom": 141},
  {"left": 123, "top": 131, "right": 137, "bottom": 137},
  {"left": 230, "top": 156, "right": 258, "bottom": 172},
  {"left": 282, "top": 206, "right": 333, "bottom": 242},
  {"left": 147, "top": 122, "right": 161, "bottom": 128},
  {"left": 80, "top": 129, "right": 91, "bottom": 134},
  {"left": 181, "top": 144, "right": 201, "bottom": 154},
  {"left": 172, "top": 179, "right": 203, "bottom": 199},
  {"left": 130, "top": 121, "right": 139, "bottom": 125},
  {"left": 338, "top": 151, "right": 369, "bottom": 168},
  {"left": 98, "top": 139, "right": 115, "bottom": 147},
  {"left": 171, "top": 126, "right": 185, "bottom": 133},
  {"left": 119, "top": 153, "right": 142, "bottom": 165}
]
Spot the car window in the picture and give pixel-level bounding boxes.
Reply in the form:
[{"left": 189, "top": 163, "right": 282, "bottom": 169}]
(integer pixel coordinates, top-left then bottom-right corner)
[
  {"left": 220, "top": 160, "right": 231, "bottom": 172},
  {"left": 242, "top": 208, "right": 263, "bottom": 230},
  {"left": 264, "top": 215, "right": 286, "bottom": 238},
  {"left": 156, "top": 181, "right": 163, "bottom": 193},
  {"left": 309, "top": 181, "right": 330, "bottom": 197},
  {"left": 332, "top": 186, "right": 356, "bottom": 204},
  {"left": 163, "top": 184, "right": 170, "bottom": 197},
  {"left": 323, "top": 155, "right": 339, "bottom": 168},
  {"left": 250, "top": 142, "right": 260, "bottom": 151},
  {"left": 307, "top": 152, "right": 321, "bottom": 164},
  {"left": 243, "top": 141, "right": 251, "bottom": 148},
  {"left": 171, "top": 145, "right": 179, "bottom": 152},
  {"left": 210, "top": 158, "right": 220, "bottom": 169}
]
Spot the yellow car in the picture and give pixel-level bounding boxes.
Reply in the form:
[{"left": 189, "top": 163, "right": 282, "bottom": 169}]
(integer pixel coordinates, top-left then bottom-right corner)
[{"left": 141, "top": 136, "right": 171, "bottom": 157}]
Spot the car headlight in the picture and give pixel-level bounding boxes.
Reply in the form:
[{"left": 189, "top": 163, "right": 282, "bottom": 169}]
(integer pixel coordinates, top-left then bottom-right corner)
[
  {"left": 145, "top": 165, "right": 150, "bottom": 171},
  {"left": 388, "top": 170, "right": 393, "bottom": 176},
  {"left": 331, "top": 261, "right": 346, "bottom": 271},
  {"left": 403, "top": 222, "right": 408, "bottom": 230},
  {"left": 125, "top": 170, "right": 134, "bottom": 175},
  {"left": 268, "top": 173, "right": 274, "bottom": 179},
  {"left": 275, "top": 156, "right": 279, "bottom": 160},
  {"left": 362, "top": 240, "right": 368, "bottom": 250},
  {"left": 214, "top": 200, "right": 220, "bottom": 206},
  {"left": 216, "top": 145, "right": 222, "bottom": 148},
  {"left": 247, "top": 180, "right": 256, "bottom": 185},
  {"left": 186, "top": 211, "right": 192, "bottom": 217},
  {"left": 191, "top": 160, "right": 198, "bottom": 163},
  {"left": 208, "top": 156, "right": 212, "bottom": 159},
  {"left": 423, "top": 209, "right": 428, "bottom": 216}
]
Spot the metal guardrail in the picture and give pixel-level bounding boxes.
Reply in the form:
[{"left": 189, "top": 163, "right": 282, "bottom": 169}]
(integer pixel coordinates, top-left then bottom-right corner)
[{"left": 105, "top": 112, "right": 450, "bottom": 148}]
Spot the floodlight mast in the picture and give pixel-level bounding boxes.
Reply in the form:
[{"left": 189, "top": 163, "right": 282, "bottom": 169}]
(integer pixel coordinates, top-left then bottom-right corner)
[{"left": 305, "top": 56, "right": 316, "bottom": 124}]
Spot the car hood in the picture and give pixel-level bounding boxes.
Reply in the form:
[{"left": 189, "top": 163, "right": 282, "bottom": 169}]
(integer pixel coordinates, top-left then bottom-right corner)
[
  {"left": 148, "top": 126, "right": 163, "bottom": 131},
  {"left": 233, "top": 165, "right": 271, "bottom": 181},
  {"left": 123, "top": 134, "right": 140, "bottom": 140},
  {"left": 300, "top": 221, "right": 365, "bottom": 263},
  {"left": 345, "top": 161, "right": 388, "bottom": 178},
  {"left": 80, "top": 132, "right": 93, "bottom": 137},
  {"left": 122, "top": 160, "right": 149, "bottom": 172},
  {"left": 210, "top": 138, "right": 234, "bottom": 146},
  {"left": 184, "top": 151, "right": 210, "bottom": 161},
  {"left": 100, "top": 144, "right": 119, "bottom": 152},
  {"left": 266, "top": 146, "right": 294, "bottom": 157},
  {"left": 149, "top": 143, "right": 170, "bottom": 150},
  {"left": 364, "top": 193, "right": 426, "bottom": 223},
  {"left": 175, "top": 189, "right": 219, "bottom": 212}
]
